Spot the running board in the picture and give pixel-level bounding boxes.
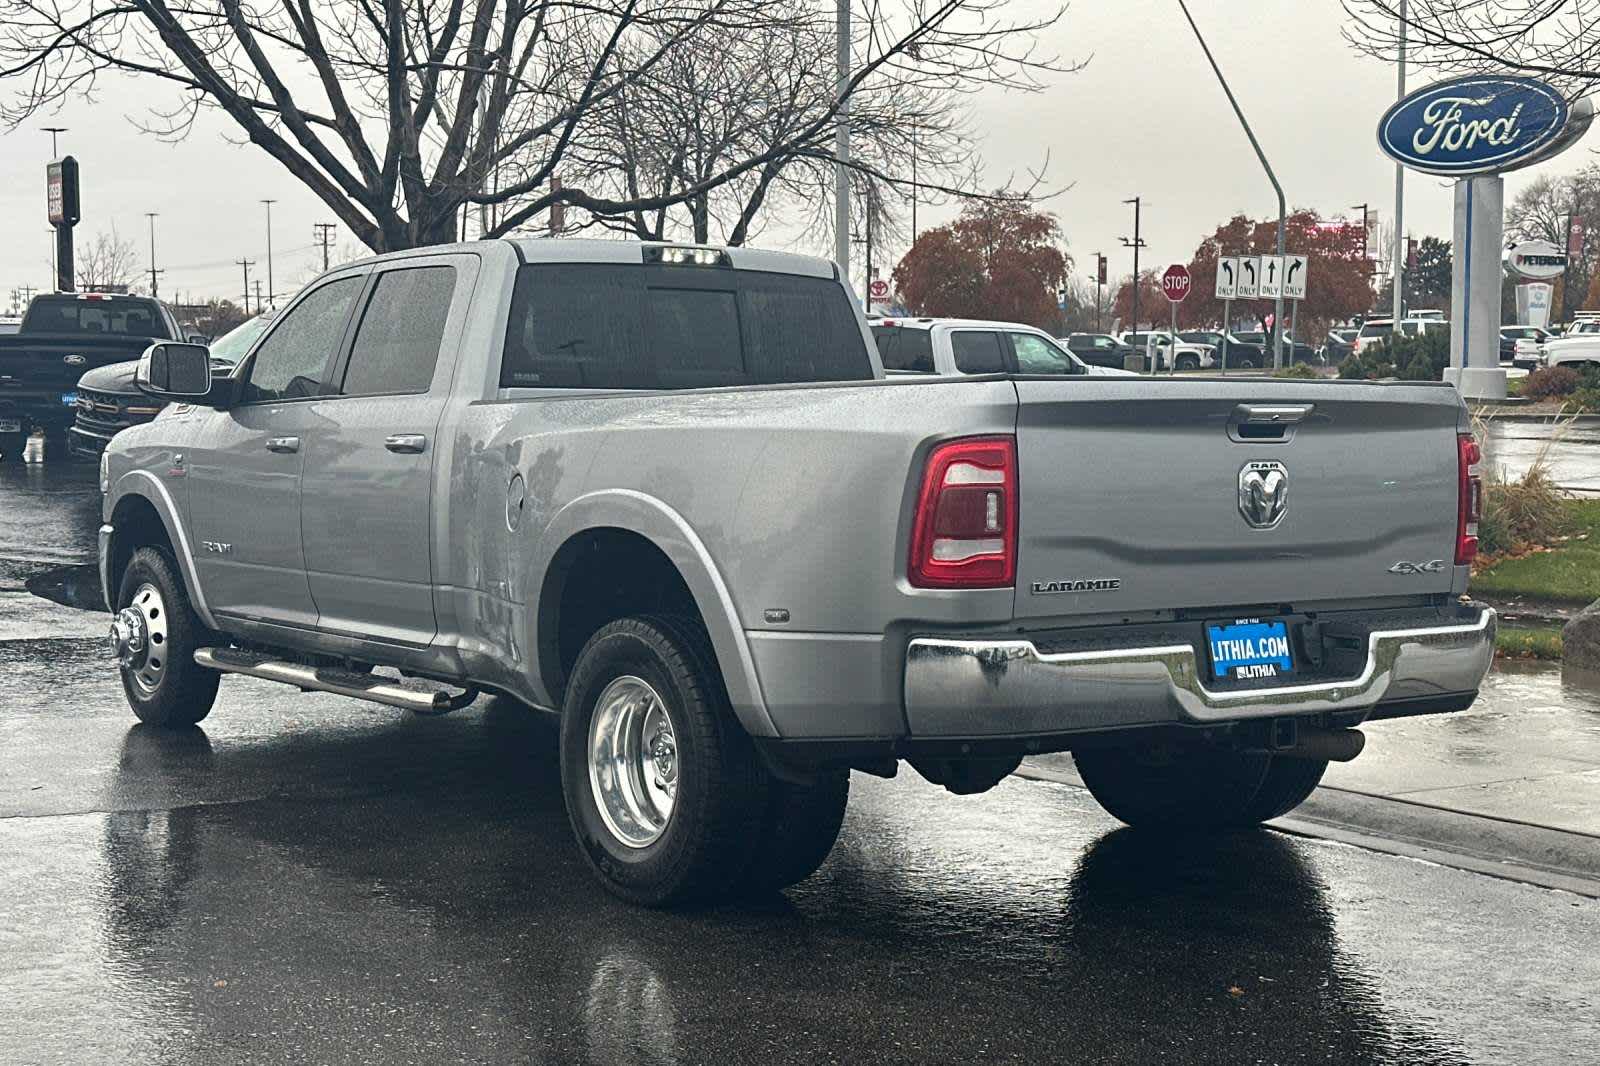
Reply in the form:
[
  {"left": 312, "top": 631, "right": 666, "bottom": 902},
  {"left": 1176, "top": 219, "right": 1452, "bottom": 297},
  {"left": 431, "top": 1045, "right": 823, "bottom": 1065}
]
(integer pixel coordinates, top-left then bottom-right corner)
[{"left": 194, "top": 647, "right": 478, "bottom": 715}]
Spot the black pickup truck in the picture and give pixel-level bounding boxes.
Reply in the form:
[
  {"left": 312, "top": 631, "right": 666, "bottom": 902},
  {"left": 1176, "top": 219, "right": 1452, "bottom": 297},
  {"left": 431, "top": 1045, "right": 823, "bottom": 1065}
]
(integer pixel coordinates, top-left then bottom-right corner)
[{"left": 0, "top": 293, "right": 181, "bottom": 461}]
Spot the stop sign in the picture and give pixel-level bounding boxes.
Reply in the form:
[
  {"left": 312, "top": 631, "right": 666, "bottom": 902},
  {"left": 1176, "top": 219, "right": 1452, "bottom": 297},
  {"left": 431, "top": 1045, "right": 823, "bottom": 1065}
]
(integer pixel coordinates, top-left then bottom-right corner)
[{"left": 1162, "top": 264, "right": 1191, "bottom": 303}]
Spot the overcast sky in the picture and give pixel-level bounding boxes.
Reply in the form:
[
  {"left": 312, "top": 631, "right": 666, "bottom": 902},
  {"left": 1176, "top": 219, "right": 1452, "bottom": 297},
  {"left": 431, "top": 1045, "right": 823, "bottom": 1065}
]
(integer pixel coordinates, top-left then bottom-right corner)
[{"left": 0, "top": 0, "right": 1594, "bottom": 309}]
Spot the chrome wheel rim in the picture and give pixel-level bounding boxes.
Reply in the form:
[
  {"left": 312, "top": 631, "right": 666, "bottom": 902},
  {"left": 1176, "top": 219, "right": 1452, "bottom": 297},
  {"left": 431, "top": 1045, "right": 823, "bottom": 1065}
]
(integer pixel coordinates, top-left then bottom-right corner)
[
  {"left": 117, "top": 582, "right": 170, "bottom": 696},
  {"left": 587, "top": 676, "right": 678, "bottom": 849}
]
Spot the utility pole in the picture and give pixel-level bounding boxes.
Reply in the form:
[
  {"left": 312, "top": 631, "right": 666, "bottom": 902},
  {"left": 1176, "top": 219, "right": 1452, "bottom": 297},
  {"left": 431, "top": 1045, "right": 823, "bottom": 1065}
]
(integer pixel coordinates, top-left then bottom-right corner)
[
  {"left": 145, "top": 213, "right": 162, "bottom": 297},
  {"left": 1121, "top": 197, "right": 1146, "bottom": 335},
  {"left": 1094, "top": 253, "right": 1105, "bottom": 333},
  {"left": 1561, "top": 205, "right": 1577, "bottom": 322},
  {"left": 254, "top": 279, "right": 264, "bottom": 316},
  {"left": 261, "top": 199, "right": 277, "bottom": 308},
  {"left": 1392, "top": 0, "right": 1407, "bottom": 329},
  {"left": 237, "top": 259, "right": 255, "bottom": 314},
  {"left": 1176, "top": 0, "right": 1286, "bottom": 366},
  {"left": 1352, "top": 203, "right": 1371, "bottom": 284},
  {"left": 910, "top": 127, "right": 918, "bottom": 246},
  {"left": 313, "top": 223, "right": 336, "bottom": 273},
  {"left": 834, "top": 0, "right": 852, "bottom": 300}
]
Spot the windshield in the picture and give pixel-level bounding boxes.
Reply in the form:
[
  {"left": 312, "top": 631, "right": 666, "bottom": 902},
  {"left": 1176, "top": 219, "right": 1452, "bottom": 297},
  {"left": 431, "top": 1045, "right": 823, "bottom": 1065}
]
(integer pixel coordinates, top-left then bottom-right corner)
[
  {"left": 21, "top": 297, "right": 170, "bottom": 337},
  {"left": 207, "top": 313, "right": 273, "bottom": 365}
]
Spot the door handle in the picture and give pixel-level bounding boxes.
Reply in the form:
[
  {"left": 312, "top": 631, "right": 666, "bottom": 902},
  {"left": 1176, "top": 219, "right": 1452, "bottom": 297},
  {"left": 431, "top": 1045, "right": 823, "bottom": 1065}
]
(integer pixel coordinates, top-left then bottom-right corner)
[
  {"left": 384, "top": 434, "right": 427, "bottom": 454},
  {"left": 1234, "top": 404, "right": 1313, "bottom": 425},
  {"left": 265, "top": 436, "right": 300, "bottom": 454}
]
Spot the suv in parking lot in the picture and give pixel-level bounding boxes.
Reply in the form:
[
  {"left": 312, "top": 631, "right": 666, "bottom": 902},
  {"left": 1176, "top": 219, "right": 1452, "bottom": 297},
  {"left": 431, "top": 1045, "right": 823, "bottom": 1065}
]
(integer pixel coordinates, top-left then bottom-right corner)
[{"left": 100, "top": 239, "right": 1496, "bottom": 906}]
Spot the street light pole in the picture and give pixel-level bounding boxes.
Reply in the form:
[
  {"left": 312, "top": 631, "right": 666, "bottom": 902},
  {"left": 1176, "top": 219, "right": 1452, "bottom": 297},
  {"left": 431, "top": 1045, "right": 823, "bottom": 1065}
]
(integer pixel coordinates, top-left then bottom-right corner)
[
  {"left": 1120, "top": 197, "right": 1146, "bottom": 334},
  {"left": 261, "top": 199, "right": 277, "bottom": 308},
  {"left": 145, "top": 213, "right": 160, "bottom": 297},
  {"left": 1176, "top": 0, "right": 1286, "bottom": 367},
  {"left": 834, "top": 0, "right": 852, "bottom": 300},
  {"left": 1392, "top": 0, "right": 1408, "bottom": 328}
]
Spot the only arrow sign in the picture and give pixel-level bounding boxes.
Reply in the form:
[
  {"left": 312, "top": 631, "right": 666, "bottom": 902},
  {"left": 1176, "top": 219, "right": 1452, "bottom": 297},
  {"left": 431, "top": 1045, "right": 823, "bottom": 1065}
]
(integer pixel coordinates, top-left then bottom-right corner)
[
  {"left": 1237, "top": 257, "right": 1260, "bottom": 298},
  {"left": 1259, "top": 256, "right": 1283, "bottom": 298},
  {"left": 1284, "top": 254, "right": 1308, "bottom": 299}
]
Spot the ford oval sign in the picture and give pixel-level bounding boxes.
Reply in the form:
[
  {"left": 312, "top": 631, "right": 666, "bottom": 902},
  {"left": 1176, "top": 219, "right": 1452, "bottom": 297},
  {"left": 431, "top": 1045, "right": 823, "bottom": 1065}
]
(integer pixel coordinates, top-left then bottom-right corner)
[{"left": 1377, "top": 75, "right": 1591, "bottom": 177}]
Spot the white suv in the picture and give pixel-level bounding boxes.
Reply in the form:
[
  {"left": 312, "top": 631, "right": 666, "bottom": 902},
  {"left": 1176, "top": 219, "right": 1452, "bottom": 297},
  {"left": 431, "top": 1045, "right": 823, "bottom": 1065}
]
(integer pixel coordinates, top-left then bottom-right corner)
[{"left": 1351, "top": 318, "right": 1445, "bottom": 357}]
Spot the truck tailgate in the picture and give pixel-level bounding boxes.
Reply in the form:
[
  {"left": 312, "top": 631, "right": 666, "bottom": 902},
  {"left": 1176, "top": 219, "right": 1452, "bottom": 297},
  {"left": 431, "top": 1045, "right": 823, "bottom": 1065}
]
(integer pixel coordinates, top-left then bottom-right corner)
[{"left": 1011, "top": 379, "right": 1465, "bottom": 619}]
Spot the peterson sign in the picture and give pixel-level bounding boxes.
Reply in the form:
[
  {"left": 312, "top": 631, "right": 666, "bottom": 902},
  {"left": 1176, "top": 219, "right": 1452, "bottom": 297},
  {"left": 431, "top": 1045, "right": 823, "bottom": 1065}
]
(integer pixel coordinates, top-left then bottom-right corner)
[
  {"left": 1504, "top": 239, "right": 1567, "bottom": 281},
  {"left": 1377, "top": 75, "right": 1592, "bottom": 177}
]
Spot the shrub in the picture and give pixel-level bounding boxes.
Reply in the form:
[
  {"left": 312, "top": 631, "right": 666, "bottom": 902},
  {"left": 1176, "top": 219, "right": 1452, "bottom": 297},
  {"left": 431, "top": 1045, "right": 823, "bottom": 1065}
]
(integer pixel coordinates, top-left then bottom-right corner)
[
  {"left": 1568, "top": 386, "right": 1600, "bottom": 413},
  {"left": 1272, "top": 364, "right": 1317, "bottom": 379},
  {"left": 1523, "top": 366, "right": 1581, "bottom": 399},
  {"left": 1338, "top": 329, "right": 1450, "bottom": 381},
  {"left": 1479, "top": 464, "right": 1571, "bottom": 556}
]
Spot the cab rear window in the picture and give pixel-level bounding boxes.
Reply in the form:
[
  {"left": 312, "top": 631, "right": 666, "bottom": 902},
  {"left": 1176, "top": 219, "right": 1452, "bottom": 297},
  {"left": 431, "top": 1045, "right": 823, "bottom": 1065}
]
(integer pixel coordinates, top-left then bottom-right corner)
[{"left": 500, "top": 264, "right": 871, "bottom": 389}]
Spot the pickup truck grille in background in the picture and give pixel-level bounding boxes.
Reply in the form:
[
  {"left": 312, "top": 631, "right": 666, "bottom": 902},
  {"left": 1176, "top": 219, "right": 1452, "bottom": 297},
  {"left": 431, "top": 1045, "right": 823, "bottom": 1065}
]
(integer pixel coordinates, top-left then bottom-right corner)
[{"left": 74, "top": 388, "right": 139, "bottom": 436}]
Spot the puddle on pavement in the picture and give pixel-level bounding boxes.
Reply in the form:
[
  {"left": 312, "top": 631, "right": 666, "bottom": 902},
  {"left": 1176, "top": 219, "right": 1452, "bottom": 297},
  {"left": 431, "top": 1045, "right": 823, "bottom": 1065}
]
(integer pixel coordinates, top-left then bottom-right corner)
[{"left": 23, "top": 563, "right": 105, "bottom": 613}]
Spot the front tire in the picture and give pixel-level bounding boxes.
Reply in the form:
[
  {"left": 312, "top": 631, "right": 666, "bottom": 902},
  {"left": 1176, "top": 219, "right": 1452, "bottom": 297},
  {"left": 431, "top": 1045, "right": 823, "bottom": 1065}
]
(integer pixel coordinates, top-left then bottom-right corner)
[
  {"left": 560, "top": 615, "right": 770, "bottom": 907},
  {"left": 113, "top": 546, "right": 220, "bottom": 727},
  {"left": 1074, "top": 744, "right": 1325, "bottom": 829},
  {"left": 1176, "top": 355, "right": 1199, "bottom": 372}
]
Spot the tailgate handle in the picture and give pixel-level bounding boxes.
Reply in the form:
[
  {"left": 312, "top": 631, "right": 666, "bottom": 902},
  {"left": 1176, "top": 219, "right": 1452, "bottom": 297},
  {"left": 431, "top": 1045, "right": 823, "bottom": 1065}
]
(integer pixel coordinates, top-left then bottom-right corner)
[{"left": 1230, "top": 404, "right": 1312, "bottom": 443}]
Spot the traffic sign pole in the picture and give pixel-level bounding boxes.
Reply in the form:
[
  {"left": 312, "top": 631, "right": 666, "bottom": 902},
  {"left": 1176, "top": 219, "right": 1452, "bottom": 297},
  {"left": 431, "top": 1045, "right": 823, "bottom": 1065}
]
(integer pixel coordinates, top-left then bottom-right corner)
[{"left": 1169, "top": 299, "right": 1178, "bottom": 376}]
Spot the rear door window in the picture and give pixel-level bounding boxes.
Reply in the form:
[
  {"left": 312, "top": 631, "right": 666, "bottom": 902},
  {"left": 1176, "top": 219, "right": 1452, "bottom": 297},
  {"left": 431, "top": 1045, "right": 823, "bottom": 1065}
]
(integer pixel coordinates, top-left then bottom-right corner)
[
  {"left": 500, "top": 263, "right": 870, "bottom": 389},
  {"left": 1009, "top": 333, "right": 1081, "bottom": 375},
  {"left": 872, "top": 326, "right": 934, "bottom": 372},
  {"left": 951, "top": 331, "right": 1007, "bottom": 373},
  {"left": 339, "top": 266, "right": 456, "bottom": 396}
]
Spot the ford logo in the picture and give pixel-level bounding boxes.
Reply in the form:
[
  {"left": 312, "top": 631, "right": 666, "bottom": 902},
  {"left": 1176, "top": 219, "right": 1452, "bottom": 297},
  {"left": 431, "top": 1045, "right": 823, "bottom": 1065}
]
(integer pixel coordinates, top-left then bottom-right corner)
[
  {"left": 63, "top": 354, "right": 86, "bottom": 367},
  {"left": 1377, "top": 75, "right": 1592, "bottom": 176}
]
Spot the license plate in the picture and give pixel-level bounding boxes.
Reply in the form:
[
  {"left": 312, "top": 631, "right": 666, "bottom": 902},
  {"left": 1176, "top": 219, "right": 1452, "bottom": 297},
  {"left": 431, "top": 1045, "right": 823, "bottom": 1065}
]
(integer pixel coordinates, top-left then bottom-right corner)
[
  {"left": 1206, "top": 619, "right": 1294, "bottom": 681},
  {"left": 0, "top": 419, "right": 19, "bottom": 433},
  {"left": 60, "top": 392, "right": 77, "bottom": 406}
]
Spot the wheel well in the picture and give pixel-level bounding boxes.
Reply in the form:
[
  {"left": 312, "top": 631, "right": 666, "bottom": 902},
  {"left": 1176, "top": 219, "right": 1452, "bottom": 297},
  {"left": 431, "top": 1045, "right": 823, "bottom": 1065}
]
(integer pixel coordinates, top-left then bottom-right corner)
[
  {"left": 538, "top": 528, "right": 705, "bottom": 703},
  {"left": 108, "top": 495, "right": 174, "bottom": 598}
]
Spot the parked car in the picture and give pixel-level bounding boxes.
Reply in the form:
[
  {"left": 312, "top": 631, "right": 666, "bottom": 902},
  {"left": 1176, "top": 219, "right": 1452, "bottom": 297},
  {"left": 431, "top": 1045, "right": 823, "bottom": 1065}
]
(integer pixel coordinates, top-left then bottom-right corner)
[
  {"left": 1178, "top": 331, "right": 1265, "bottom": 369},
  {"left": 1350, "top": 317, "right": 1446, "bottom": 358},
  {"left": 1232, "top": 331, "right": 1321, "bottom": 367},
  {"left": 1538, "top": 332, "right": 1600, "bottom": 371},
  {"left": 68, "top": 312, "right": 272, "bottom": 460},
  {"left": 1116, "top": 331, "right": 1217, "bottom": 371},
  {"left": 1321, "top": 328, "right": 1359, "bottom": 364},
  {"left": 1061, "top": 332, "right": 1137, "bottom": 370},
  {"left": 100, "top": 238, "right": 1496, "bottom": 907},
  {"left": 874, "top": 319, "right": 1137, "bottom": 377},
  {"left": 0, "top": 292, "right": 182, "bottom": 461},
  {"left": 0, "top": 317, "right": 20, "bottom": 335},
  {"left": 1499, "top": 326, "right": 1551, "bottom": 369}
]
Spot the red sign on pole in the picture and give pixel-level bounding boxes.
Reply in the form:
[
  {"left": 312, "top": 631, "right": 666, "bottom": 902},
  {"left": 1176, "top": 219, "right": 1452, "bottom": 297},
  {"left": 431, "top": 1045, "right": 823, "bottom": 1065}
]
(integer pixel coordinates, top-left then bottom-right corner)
[
  {"left": 1161, "top": 264, "right": 1191, "bottom": 303},
  {"left": 868, "top": 278, "right": 890, "bottom": 301}
]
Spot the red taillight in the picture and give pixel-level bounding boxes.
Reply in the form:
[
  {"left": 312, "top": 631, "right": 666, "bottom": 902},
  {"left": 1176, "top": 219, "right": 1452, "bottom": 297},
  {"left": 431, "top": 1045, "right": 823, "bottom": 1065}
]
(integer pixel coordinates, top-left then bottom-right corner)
[
  {"left": 1457, "top": 432, "right": 1482, "bottom": 565},
  {"left": 908, "top": 436, "right": 1018, "bottom": 588}
]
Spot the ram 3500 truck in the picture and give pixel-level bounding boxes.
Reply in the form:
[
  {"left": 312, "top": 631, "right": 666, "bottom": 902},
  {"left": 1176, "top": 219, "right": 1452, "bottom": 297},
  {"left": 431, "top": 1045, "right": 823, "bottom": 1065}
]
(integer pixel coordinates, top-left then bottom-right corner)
[{"left": 100, "top": 239, "right": 1496, "bottom": 906}]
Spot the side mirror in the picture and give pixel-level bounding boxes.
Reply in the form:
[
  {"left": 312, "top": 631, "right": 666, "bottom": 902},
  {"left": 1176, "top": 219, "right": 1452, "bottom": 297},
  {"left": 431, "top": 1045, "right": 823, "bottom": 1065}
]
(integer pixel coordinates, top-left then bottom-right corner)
[{"left": 136, "top": 342, "right": 213, "bottom": 399}]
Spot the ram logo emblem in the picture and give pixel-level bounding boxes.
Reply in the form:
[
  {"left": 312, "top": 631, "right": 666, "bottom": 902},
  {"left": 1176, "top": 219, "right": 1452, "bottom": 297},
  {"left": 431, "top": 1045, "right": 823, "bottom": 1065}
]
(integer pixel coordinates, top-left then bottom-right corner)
[{"left": 1238, "top": 461, "right": 1289, "bottom": 529}]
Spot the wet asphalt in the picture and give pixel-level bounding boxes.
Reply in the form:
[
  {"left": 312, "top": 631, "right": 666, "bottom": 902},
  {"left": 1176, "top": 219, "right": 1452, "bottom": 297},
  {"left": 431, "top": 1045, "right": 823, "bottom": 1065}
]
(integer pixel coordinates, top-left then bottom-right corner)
[{"left": 3, "top": 453, "right": 1599, "bottom": 1065}]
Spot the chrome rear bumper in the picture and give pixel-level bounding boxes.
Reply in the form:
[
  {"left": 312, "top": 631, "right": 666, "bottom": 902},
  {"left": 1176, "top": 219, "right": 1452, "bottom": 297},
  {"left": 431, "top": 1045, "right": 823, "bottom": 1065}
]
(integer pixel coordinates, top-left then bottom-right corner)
[{"left": 903, "top": 607, "right": 1496, "bottom": 737}]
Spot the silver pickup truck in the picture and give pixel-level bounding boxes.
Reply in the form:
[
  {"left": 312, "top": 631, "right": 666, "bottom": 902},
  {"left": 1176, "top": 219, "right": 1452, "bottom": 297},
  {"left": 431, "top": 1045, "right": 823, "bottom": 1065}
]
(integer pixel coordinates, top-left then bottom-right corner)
[{"left": 100, "top": 239, "right": 1496, "bottom": 906}]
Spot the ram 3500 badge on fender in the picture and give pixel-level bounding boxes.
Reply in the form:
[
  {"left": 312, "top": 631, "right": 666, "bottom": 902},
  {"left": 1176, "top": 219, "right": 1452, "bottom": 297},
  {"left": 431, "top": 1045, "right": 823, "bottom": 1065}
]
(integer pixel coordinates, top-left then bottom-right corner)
[{"left": 100, "top": 239, "right": 1496, "bottom": 907}]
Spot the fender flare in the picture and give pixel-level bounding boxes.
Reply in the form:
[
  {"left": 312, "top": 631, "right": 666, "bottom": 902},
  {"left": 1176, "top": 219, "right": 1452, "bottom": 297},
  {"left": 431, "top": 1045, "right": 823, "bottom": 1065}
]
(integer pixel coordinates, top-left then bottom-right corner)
[
  {"left": 106, "top": 471, "right": 218, "bottom": 630},
  {"left": 530, "top": 489, "right": 777, "bottom": 738}
]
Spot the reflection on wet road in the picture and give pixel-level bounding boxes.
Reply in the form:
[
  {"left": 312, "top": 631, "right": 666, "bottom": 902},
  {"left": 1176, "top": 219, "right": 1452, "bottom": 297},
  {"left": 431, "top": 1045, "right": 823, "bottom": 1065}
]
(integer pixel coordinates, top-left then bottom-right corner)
[
  {"left": 1, "top": 698, "right": 1597, "bottom": 1065},
  {"left": 1481, "top": 418, "right": 1600, "bottom": 496}
]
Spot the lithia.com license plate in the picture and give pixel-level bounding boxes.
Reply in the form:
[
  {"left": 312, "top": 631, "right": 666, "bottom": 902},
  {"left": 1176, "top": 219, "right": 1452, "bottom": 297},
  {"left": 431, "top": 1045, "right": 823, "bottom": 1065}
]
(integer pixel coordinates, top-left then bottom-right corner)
[{"left": 1206, "top": 619, "right": 1294, "bottom": 681}]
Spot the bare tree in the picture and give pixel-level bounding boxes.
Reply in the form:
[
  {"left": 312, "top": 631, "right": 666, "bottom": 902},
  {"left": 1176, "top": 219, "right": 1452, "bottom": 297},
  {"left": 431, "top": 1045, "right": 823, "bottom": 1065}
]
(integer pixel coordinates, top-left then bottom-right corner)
[
  {"left": 1344, "top": 1, "right": 1600, "bottom": 92},
  {"left": 76, "top": 226, "right": 139, "bottom": 292},
  {"left": 1, "top": 0, "right": 1069, "bottom": 254}
]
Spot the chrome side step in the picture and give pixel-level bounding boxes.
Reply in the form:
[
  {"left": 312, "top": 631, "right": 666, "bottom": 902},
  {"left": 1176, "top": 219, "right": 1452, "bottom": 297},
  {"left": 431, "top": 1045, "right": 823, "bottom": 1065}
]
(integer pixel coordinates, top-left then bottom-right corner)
[{"left": 194, "top": 647, "right": 478, "bottom": 715}]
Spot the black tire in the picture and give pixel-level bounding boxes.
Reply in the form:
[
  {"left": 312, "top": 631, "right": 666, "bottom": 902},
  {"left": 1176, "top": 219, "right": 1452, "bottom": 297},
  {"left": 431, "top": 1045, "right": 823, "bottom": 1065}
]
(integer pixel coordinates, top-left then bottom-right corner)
[
  {"left": 1075, "top": 743, "right": 1276, "bottom": 829},
  {"left": 114, "top": 546, "right": 220, "bottom": 727},
  {"left": 1176, "top": 355, "right": 1199, "bottom": 372},
  {"left": 1240, "top": 756, "right": 1328, "bottom": 822},
  {"left": 741, "top": 769, "right": 849, "bottom": 894},
  {"left": 42, "top": 429, "right": 72, "bottom": 462},
  {"left": 560, "top": 614, "right": 770, "bottom": 907},
  {"left": 1236, "top": 357, "right": 1258, "bottom": 369},
  {"left": 0, "top": 431, "right": 26, "bottom": 462}
]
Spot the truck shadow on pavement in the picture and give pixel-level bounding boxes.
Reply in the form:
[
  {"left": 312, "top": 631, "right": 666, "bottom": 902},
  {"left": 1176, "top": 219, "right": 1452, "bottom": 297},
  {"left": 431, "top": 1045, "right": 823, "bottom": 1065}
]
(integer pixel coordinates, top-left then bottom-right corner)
[{"left": 73, "top": 695, "right": 1472, "bottom": 1066}]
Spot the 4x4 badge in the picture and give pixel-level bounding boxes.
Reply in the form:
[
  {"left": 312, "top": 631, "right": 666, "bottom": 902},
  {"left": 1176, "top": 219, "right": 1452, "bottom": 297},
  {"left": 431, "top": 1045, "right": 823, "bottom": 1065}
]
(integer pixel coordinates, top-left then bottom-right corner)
[{"left": 1388, "top": 559, "right": 1446, "bottom": 575}]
